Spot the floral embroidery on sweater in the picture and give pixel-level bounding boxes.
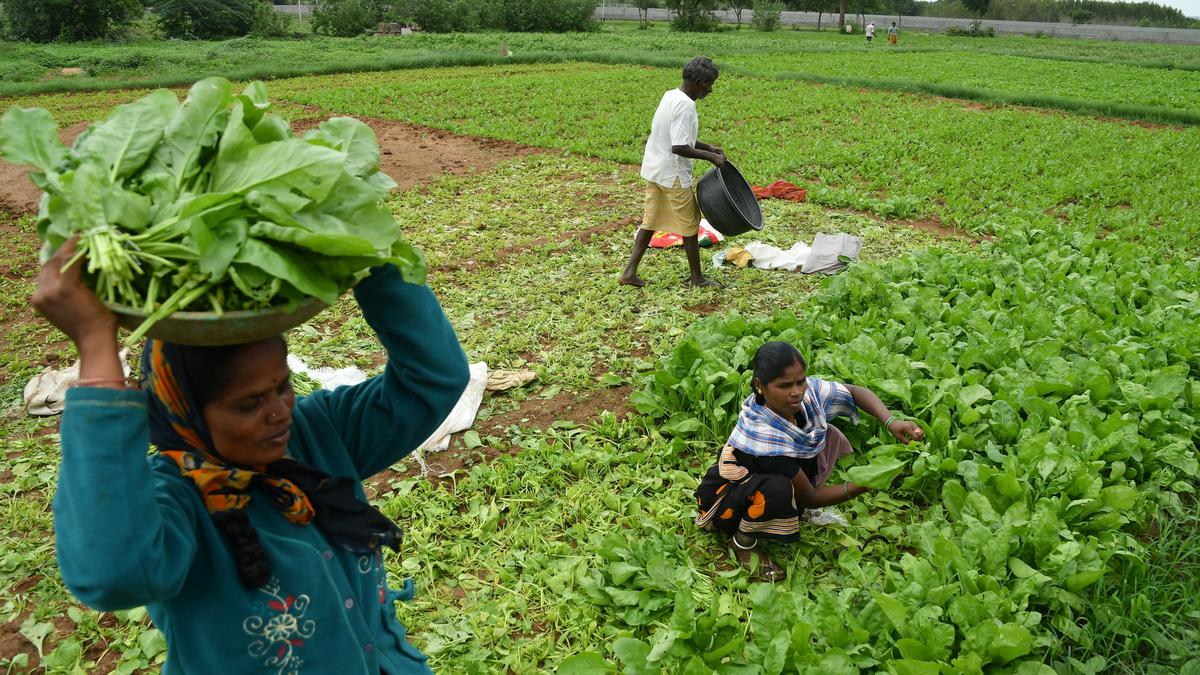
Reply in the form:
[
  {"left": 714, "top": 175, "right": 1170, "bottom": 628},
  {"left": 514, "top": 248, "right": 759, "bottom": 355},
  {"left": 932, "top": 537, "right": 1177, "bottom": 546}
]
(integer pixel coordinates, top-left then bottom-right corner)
[
  {"left": 244, "top": 577, "right": 316, "bottom": 675},
  {"left": 358, "top": 551, "right": 387, "bottom": 605}
]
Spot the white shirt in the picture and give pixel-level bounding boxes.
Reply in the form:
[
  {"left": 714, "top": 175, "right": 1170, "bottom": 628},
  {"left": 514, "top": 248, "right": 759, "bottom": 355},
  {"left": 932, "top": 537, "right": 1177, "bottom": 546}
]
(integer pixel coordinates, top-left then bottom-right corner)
[
  {"left": 640, "top": 88, "right": 698, "bottom": 189},
  {"left": 866, "top": 23, "right": 875, "bottom": 37}
]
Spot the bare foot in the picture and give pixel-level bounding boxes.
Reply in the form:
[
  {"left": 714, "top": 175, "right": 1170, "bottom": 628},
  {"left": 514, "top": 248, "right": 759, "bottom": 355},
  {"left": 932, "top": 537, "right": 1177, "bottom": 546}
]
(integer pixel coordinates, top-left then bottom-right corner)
[
  {"left": 619, "top": 274, "right": 646, "bottom": 288},
  {"left": 685, "top": 276, "right": 722, "bottom": 288},
  {"left": 730, "top": 537, "right": 785, "bottom": 582}
]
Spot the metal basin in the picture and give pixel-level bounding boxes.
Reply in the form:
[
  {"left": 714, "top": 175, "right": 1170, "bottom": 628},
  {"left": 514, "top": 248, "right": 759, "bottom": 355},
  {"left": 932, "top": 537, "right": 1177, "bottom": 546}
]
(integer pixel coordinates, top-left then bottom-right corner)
[{"left": 108, "top": 296, "right": 329, "bottom": 346}]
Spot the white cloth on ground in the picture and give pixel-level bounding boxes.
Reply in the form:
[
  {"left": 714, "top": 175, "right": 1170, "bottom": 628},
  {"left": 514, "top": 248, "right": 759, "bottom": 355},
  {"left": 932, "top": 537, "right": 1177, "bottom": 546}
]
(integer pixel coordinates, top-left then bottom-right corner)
[
  {"left": 24, "top": 351, "right": 131, "bottom": 416},
  {"left": 804, "top": 507, "right": 849, "bottom": 526},
  {"left": 416, "top": 361, "right": 488, "bottom": 453},
  {"left": 287, "top": 354, "right": 368, "bottom": 390}
]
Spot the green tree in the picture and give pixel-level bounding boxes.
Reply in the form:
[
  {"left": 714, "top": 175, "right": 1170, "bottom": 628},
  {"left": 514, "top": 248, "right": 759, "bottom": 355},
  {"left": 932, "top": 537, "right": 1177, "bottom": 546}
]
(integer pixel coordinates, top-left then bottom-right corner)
[
  {"left": 751, "top": 0, "right": 785, "bottom": 29},
  {"left": 2, "top": 0, "right": 143, "bottom": 42},
  {"left": 150, "top": 0, "right": 273, "bottom": 39},
  {"left": 727, "top": 0, "right": 752, "bottom": 25},
  {"left": 312, "top": 0, "right": 393, "bottom": 36},
  {"left": 666, "top": 0, "right": 720, "bottom": 30},
  {"left": 636, "top": 0, "right": 658, "bottom": 29}
]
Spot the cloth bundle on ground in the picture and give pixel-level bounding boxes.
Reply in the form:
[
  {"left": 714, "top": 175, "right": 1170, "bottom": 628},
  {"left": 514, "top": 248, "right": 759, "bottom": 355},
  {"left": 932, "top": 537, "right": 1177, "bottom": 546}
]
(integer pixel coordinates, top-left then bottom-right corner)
[
  {"left": 486, "top": 369, "right": 537, "bottom": 391},
  {"left": 24, "top": 352, "right": 131, "bottom": 416},
  {"left": 711, "top": 233, "right": 862, "bottom": 274},
  {"left": 751, "top": 181, "right": 808, "bottom": 202},
  {"left": 417, "top": 362, "right": 488, "bottom": 453},
  {"left": 649, "top": 219, "right": 724, "bottom": 248}
]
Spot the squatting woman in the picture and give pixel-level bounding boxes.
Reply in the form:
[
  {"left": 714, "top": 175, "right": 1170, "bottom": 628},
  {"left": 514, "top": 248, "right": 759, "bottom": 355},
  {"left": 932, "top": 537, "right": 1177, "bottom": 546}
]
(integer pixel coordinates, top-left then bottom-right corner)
[{"left": 695, "top": 341, "right": 923, "bottom": 581}]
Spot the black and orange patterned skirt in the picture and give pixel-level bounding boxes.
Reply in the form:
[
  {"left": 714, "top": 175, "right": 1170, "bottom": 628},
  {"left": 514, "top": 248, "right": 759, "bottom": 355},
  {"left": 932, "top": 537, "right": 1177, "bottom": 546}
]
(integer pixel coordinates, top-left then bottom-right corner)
[{"left": 694, "top": 445, "right": 803, "bottom": 542}]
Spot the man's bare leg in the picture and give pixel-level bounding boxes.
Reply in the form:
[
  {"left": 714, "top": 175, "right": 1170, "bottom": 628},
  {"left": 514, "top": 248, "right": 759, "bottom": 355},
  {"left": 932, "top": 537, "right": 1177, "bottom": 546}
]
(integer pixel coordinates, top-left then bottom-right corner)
[
  {"left": 683, "top": 234, "right": 718, "bottom": 287},
  {"left": 620, "top": 228, "right": 654, "bottom": 287}
]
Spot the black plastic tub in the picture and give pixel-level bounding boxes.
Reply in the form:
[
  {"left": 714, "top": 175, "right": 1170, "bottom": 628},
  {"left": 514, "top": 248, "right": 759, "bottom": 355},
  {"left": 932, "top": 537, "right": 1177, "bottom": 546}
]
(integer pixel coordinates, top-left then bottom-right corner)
[{"left": 696, "top": 161, "right": 763, "bottom": 237}]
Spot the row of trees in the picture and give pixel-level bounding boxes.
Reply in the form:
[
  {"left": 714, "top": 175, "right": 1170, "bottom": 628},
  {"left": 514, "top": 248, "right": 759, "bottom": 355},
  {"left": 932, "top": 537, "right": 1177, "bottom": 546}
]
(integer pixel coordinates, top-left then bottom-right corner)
[
  {"left": 643, "top": 0, "right": 1194, "bottom": 30},
  {"left": 918, "top": 0, "right": 1195, "bottom": 27},
  {"left": 0, "top": 0, "right": 292, "bottom": 41},
  {"left": 659, "top": 0, "right": 929, "bottom": 31},
  {"left": 314, "top": 0, "right": 598, "bottom": 36},
  {"left": 0, "top": 0, "right": 599, "bottom": 42}
]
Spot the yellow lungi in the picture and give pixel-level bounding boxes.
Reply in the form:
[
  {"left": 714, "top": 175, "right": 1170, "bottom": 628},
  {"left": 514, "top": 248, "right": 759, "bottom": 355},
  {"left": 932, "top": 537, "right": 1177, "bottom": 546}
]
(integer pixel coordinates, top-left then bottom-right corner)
[{"left": 641, "top": 178, "right": 700, "bottom": 236}]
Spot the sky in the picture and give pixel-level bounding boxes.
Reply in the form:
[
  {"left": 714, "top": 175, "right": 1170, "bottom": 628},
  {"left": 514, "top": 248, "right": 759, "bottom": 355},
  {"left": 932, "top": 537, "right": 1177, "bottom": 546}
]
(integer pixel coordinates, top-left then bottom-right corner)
[{"left": 1160, "top": 0, "right": 1200, "bottom": 18}]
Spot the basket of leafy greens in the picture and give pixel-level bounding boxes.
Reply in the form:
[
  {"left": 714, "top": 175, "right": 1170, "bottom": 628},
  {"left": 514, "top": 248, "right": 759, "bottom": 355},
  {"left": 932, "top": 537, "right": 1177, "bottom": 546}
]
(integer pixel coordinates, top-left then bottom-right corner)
[{"left": 0, "top": 77, "right": 423, "bottom": 346}]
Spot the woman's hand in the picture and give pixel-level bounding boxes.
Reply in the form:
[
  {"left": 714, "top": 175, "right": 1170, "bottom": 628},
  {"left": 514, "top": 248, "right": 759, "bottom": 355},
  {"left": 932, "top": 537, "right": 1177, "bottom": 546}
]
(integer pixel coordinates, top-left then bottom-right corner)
[
  {"left": 889, "top": 420, "right": 924, "bottom": 444},
  {"left": 32, "top": 237, "right": 123, "bottom": 381}
]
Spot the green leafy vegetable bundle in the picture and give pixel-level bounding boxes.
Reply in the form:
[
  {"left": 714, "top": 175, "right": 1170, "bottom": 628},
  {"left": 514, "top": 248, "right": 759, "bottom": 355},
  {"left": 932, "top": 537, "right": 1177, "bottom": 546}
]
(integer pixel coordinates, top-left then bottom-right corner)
[{"left": 0, "top": 77, "right": 424, "bottom": 344}]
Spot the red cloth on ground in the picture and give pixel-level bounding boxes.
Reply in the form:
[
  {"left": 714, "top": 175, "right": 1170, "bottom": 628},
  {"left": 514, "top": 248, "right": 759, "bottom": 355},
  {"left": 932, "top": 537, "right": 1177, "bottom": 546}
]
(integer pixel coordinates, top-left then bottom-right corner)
[{"left": 751, "top": 181, "right": 808, "bottom": 202}]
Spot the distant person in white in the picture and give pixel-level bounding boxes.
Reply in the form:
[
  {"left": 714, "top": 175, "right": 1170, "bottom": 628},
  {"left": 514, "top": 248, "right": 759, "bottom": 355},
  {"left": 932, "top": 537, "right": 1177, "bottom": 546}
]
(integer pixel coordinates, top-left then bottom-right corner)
[
  {"left": 620, "top": 56, "right": 725, "bottom": 288},
  {"left": 866, "top": 22, "right": 876, "bottom": 43}
]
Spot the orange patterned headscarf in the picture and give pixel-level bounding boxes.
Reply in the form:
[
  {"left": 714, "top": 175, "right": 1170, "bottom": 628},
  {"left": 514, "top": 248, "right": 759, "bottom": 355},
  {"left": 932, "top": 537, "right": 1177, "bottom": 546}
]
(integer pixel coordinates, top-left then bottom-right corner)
[{"left": 142, "top": 339, "right": 401, "bottom": 555}]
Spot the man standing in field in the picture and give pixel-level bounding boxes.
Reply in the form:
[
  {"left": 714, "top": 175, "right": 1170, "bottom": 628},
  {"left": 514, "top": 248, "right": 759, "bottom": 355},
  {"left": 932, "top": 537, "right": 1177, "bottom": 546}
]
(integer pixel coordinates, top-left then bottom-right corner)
[{"left": 619, "top": 56, "right": 725, "bottom": 289}]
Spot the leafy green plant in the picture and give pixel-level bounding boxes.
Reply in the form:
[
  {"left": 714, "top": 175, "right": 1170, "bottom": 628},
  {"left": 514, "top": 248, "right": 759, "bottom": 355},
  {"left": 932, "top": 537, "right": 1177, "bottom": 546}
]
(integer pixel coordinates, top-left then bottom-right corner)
[{"left": 630, "top": 230, "right": 1199, "bottom": 670}]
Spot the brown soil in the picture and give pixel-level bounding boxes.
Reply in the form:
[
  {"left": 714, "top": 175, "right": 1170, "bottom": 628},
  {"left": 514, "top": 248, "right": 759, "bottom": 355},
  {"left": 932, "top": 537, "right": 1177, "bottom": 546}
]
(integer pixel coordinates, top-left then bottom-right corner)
[
  {"left": 0, "top": 613, "right": 36, "bottom": 671},
  {"left": 291, "top": 116, "right": 539, "bottom": 193},
  {"left": 685, "top": 301, "right": 721, "bottom": 315},
  {"left": 830, "top": 208, "right": 990, "bottom": 243},
  {"left": 0, "top": 608, "right": 130, "bottom": 674},
  {"left": 432, "top": 215, "right": 640, "bottom": 274}
]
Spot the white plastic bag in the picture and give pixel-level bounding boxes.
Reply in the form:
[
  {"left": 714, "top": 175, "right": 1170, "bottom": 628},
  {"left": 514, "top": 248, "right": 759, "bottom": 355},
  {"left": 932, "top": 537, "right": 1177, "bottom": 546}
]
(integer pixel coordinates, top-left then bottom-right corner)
[
  {"left": 416, "top": 362, "right": 489, "bottom": 453},
  {"left": 744, "top": 241, "right": 812, "bottom": 272}
]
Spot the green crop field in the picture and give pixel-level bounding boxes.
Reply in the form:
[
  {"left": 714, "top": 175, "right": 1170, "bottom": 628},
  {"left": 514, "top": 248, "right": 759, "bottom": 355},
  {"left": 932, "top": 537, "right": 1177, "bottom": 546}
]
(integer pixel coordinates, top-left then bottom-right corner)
[{"left": 1, "top": 18, "right": 1197, "bottom": 675}]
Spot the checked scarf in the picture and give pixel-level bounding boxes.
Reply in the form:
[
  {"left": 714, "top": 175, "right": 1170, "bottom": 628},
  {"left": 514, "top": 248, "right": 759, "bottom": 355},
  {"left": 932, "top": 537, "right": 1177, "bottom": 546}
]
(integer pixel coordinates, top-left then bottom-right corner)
[{"left": 143, "top": 339, "right": 401, "bottom": 554}]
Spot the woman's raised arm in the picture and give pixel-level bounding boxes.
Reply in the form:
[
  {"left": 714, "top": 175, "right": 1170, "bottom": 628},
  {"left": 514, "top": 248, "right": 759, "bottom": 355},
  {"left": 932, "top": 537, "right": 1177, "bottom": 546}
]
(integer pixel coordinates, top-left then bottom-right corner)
[{"left": 297, "top": 264, "right": 470, "bottom": 477}]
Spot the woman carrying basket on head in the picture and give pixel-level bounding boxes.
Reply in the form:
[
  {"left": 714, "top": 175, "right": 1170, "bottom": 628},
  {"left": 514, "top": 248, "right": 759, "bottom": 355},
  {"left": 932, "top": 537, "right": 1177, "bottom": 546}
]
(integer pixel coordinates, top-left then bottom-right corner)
[{"left": 35, "top": 237, "right": 469, "bottom": 674}]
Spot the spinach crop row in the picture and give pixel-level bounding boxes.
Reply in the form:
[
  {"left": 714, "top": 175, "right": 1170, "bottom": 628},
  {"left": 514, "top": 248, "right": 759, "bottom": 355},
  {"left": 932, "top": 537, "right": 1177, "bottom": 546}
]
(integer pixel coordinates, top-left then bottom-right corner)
[{"left": 627, "top": 229, "right": 1199, "bottom": 671}]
